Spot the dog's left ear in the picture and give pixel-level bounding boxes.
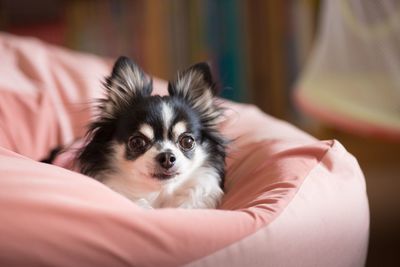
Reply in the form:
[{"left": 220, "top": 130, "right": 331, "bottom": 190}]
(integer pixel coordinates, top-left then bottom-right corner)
[
  {"left": 102, "top": 56, "right": 153, "bottom": 116},
  {"left": 168, "top": 62, "right": 218, "bottom": 112}
]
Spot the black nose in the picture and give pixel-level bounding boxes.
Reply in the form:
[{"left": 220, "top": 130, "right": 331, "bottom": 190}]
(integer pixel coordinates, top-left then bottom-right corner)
[{"left": 156, "top": 152, "right": 176, "bottom": 169}]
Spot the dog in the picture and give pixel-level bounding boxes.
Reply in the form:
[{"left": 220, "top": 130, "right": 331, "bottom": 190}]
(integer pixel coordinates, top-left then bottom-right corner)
[{"left": 76, "top": 56, "right": 227, "bottom": 209}]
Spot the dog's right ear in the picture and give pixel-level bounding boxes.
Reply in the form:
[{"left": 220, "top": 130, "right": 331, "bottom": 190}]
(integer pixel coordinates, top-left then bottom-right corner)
[{"left": 101, "top": 56, "right": 152, "bottom": 116}]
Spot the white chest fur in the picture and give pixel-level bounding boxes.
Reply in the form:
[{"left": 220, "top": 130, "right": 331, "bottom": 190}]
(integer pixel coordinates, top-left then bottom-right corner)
[{"left": 102, "top": 167, "right": 223, "bottom": 209}]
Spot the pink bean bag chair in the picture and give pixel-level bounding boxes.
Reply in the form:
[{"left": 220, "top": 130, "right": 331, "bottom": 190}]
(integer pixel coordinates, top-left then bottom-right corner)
[{"left": 0, "top": 32, "right": 369, "bottom": 267}]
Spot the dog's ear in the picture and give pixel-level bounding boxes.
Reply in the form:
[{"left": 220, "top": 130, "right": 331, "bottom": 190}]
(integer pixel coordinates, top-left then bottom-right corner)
[
  {"left": 101, "top": 56, "right": 152, "bottom": 116},
  {"left": 168, "top": 62, "right": 218, "bottom": 113},
  {"left": 168, "top": 62, "right": 223, "bottom": 127}
]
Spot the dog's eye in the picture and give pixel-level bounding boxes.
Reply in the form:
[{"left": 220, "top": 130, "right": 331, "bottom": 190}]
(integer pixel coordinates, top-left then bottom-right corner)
[
  {"left": 128, "top": 135, "right": 148, "bottom": 152},
  {"left": 179, "top": 134, "right": 195, "bottom": 151}
]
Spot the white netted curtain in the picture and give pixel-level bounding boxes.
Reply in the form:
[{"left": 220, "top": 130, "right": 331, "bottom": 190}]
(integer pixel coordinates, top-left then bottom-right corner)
[{"left": 296, "top": 0, "right": 400, "bottom": 139}]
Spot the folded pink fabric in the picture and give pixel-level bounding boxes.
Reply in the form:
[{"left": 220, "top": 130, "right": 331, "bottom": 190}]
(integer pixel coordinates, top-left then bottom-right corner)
[
  {"left": 0, "top": 32, "right": 369, "bottom": 267},
  {"left": 0, "top": 32, "right": 111, "bottom": 159}
]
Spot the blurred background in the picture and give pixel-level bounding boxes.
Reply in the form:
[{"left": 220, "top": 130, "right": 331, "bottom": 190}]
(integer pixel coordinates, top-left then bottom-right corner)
[
  {"left": 0, "top": 0, "right": 320, "bottom": 117},
  {"left": 1, "top": 0, "right": 399, "bottom": 266}
]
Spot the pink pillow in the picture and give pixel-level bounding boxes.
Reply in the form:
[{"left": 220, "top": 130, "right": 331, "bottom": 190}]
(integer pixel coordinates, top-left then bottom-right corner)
[{"left": 0, "top": 33, "right": 369, "bottom": 267}]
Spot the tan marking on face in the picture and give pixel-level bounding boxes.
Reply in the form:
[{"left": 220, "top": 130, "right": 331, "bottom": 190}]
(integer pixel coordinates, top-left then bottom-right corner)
[
  {"left": 139, "top": 124, "right": 154, "bottom": 140},
  {"left": 172, "top": 121, "right": 187, "bottom": 140}
]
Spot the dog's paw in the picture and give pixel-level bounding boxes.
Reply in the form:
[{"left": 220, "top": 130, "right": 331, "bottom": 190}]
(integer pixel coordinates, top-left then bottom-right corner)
[
  {"left": 156, "top": 185, "right": 223, "bottom": 209},
  {"left": 134, "top": 198, "right": 154, "bottom": 209}
]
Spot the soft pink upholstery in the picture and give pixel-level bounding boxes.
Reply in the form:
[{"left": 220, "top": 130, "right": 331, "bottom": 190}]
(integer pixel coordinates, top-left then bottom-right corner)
[{"left": 0, "top": 32, "right": 369, "bottom": 267}]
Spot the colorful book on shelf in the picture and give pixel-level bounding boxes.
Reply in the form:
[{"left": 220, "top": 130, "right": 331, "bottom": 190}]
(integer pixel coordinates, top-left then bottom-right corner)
[{"left": 204, "top": 0, "right": 247, "bottom": 102}]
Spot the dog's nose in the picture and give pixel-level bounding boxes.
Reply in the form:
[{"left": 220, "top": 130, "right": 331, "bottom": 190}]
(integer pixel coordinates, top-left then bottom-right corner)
[{"left": 156, "top": 152, "right": 176, "bottom": 169}]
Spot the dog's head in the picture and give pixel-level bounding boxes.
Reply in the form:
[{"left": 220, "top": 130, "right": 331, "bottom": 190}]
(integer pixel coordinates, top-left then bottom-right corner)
[{"left": 78, "top": 57, "right": 226, "bottom": 190}]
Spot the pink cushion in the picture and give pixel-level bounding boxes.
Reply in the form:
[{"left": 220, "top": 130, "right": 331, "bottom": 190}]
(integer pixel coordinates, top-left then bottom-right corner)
[{"left": 0, "top": 32, "right": 369, "bottom": 267}]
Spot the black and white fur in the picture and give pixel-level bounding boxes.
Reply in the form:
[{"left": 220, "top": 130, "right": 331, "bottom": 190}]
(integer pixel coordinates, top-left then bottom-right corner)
[{"left": 77, "top": 56, "right": 227, "bottom": 209}]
